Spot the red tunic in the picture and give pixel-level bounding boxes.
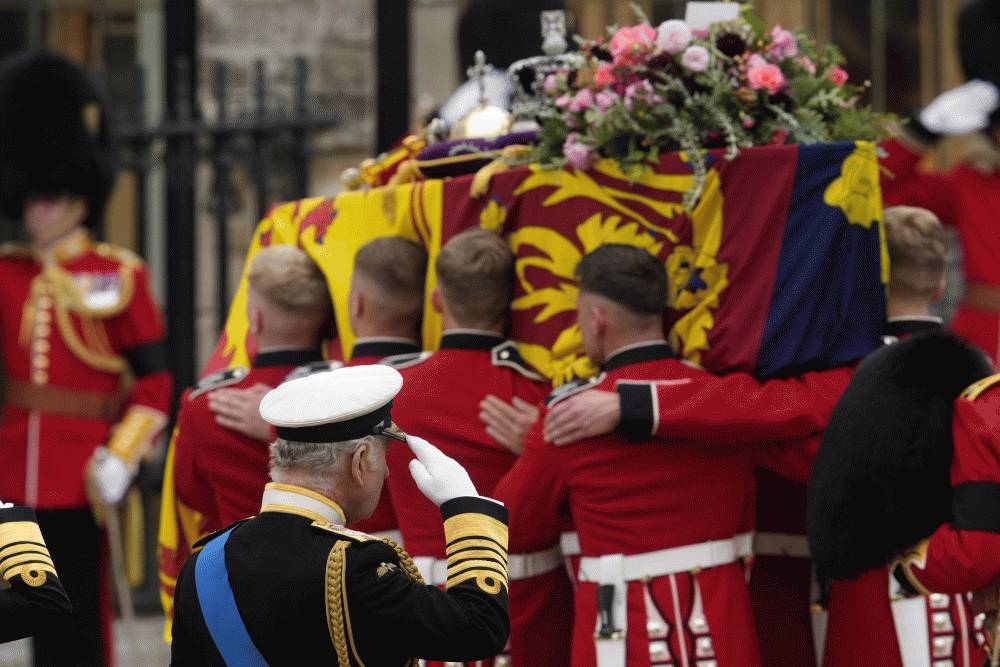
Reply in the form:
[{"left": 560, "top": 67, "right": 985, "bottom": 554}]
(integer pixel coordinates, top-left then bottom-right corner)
[
  {"left": 386, "top": 330, "right": 554, "bottom": 667},
  {"left": 894, "top": 373, "right": 1000, "bottom": 663},
  {"left": 616, "top": 365, "right": 852, "bottom": 667},
  {"left": 496, "top": 342, "right": 777, "bottom": 667},
  {"left": 880, "top": 137, "right": 1000, "bottom": 366},
  {"left": 158, "top": 348, "right": 323, "bottom": 629},
  {"left": 344, "top": 337, "right": 421, "bottom": 537},
  {"left": 0, "top": 232, "right": 171, "bottom": 508}
]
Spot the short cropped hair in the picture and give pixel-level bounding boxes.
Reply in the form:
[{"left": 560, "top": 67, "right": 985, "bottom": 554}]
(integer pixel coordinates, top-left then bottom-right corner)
[
  {"left": 435, "top": 228, "right": 514, "bottom": 328},
  {"left": 884, "top": 206, "right": 947, "bottom": 301},
  {"left": 269, "top": 435, "right": 387, "bottom": 496},
  {"left": 248, "top": 246, "right": 329, "bottom": 314},
  {"left": 353, "top": 237, "right": 427, "bottom": 316},
  {"left": 576, "top": 244, "right": 667, "bottom": 315}
]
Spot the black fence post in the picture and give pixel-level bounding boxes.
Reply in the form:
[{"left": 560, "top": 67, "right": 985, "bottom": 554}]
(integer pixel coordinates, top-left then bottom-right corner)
[
  {"left": 291, "top": 56, "right": 311, "bottom": 200},
  {"left": 213, "top": 61, "right": 231, "bottom": 329},
  {"left": 253, "top": 60, "right": 270, "bottom": 223},
  {"left": 376, "top": 0, "right": 410, "bottom": 153},
  {"left": 164, "top": 0, "right": 198, "bottom": 406}
]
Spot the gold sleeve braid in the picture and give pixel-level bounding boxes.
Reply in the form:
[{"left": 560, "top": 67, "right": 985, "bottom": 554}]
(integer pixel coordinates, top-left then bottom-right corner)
[
  {"left": 0, "top": 520, "right": 57, "bottom": 587},
  {"left": 107, "top": 405, "right": 169, "bottom": 465},
  {"left": 442, "top": 512, "right": 509, "bottom": 595}
]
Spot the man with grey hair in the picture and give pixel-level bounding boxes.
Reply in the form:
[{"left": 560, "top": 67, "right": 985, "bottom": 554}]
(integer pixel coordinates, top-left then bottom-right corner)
[{"left": 170, "top": 365, "right": 510, "bottom": 666}]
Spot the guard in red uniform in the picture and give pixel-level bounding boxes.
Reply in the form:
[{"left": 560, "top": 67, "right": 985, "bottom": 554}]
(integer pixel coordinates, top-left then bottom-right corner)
[
  {"left": 880, "top": 0, "right": 1000, "bottom": 366},
  {"left": 0, "top": 52, "right": 172, "bottom": 665},
  {"left": 386, "top": 229, "right": 562, "bottom": 667},
  {"left": 809, "top": 329, "right": 992, "bottom": 667},
  {"left": 343, "top": 237, "right": 426, "bottom": 541},
  {"left": 493, "top": 244, "right": 816, "bottom": 667},
  {"left": 157, "top": 246, "right": 330, "bottom": 633},
  {"left": 895, "top": 372, "right": 1000, "bottom": 656}
]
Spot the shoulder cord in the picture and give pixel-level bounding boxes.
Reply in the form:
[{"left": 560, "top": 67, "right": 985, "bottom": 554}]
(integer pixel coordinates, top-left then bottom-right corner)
[{"left": 325, "top": 541, "right": 352, "bottom": 666}]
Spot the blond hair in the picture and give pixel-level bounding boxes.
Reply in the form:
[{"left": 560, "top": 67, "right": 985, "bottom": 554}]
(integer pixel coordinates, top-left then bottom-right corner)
[
  {"left": 884, "top": 206, "right": 948, "bottom": 301},
  {"left": 248, "top": 246, "right": 330, "bottom": 315},
  {"left": 435, "top": 228, "right": 513, "bottom": 328}
]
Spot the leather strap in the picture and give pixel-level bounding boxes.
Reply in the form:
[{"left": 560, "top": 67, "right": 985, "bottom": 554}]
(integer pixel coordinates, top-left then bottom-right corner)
[
  {"left": 963, "top": 282, "right": 1000, "bottom": 313},
  {"left": 4, "top": 379, "right": 122, "bottom": 421}
]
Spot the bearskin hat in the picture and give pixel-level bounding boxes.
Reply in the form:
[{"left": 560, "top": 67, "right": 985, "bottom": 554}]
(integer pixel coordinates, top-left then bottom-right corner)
[
  {"left": 0, "top": 51, "right": 117, "bottom": 228},
  {"left": 807, "top": 332, "right": 992, "bottom": 582}
]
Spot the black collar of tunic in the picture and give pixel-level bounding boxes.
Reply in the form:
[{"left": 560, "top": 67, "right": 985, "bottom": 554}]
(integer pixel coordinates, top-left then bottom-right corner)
[
  {"left": 351, "top": 339, "right": 421, "bottom": 359},
  {"left": 439, "top": 332, "right": 505, "bottom": 351},
  {"left": 253, "top": 348, "right": 325, "bottom": 369},
  {"left": 883, "top": 318, "right": 943, "bottom": 338},
  {"left": 603, "top": 342, "right": 675, "bottom": 372}
]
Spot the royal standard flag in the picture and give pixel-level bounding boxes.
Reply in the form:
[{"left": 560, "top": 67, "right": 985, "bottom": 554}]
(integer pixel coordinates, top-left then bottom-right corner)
[{"left": 205, "top": 141, "right": 887, "bottom": 382}]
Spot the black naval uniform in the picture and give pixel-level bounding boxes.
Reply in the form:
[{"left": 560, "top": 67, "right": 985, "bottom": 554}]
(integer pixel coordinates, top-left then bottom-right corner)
[
  {"left": 0, "top": 505, "right": 72, "bottom": 643},
  {"left": 171, "top": 483, "right": 509, "bottom": 666}
]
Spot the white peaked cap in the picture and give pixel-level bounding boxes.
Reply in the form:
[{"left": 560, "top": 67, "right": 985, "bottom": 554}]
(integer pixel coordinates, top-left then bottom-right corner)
[{"left": 259, "top": 365, "right": 404, "bottom": 442}]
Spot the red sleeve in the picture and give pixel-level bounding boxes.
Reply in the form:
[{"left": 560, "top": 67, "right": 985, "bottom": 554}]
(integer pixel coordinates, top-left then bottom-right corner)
[
  {"left": 617, "top": 367, "right": 852, "bottom": 444},
  {"left": 879, "top": 138, "right": 959, "bottom": 226},
  {"left": 493, "top": 413, "right": 566, "bottom": 554},
  {"left": 755, "top": 436, "right": 821, "bottom": 484},
  {"left": 899, "top": 388, "right": 1000, "bottom": 593},
  {"left": 104, "top": 263, "right": 173, "bottom": 464}
]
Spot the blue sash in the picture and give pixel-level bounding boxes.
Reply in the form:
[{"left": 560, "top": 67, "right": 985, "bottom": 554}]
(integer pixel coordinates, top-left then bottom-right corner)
[{"left": 194, "top": 526, "right": 269, "bottom": 666}]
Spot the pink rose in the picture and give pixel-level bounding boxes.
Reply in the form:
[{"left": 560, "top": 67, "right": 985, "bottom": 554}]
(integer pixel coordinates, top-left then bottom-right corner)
[
  {"left": 563, "top": 134, "right": 596, "bottom": 171},
  {"left": 741, "top": 115, "right": 755, "bottom": 128},
  {"left": 554, "top": 94, "right": 571, "bottom": 109},
  {"left": 568, "top": 88, "right": 594, "bottom": 113},
  {"left": 681, "top": 45, "right": 710, "bottom": 72},
  {"left": 796, "top": 56, "right": 816, "bottom": 75},
  {"left": 609, "top": 24, "right": 657, "bottom": 65},
  {"left": 768, "top": 26, "right": 798, "bottom": 60},
  {"left": 746, "top": 53, "right": 768, "bottom": 70},
  {"left": 594, "top": 63, "right": 616, "bottom": 88},
  {"left": 747, "top": 63, "right": 786, "bottom": 95},
  {"left": 543, "top": 74, "right": 559, "bottom": 94},
  {"left": 594, "top": 90, "right": 617, "bottom": 111},
  {"left": 828, "top": 66, "right": 849, "bottom": 86},
  {"left": 655, "top": 19, "right": 692, "bottom": 54}
]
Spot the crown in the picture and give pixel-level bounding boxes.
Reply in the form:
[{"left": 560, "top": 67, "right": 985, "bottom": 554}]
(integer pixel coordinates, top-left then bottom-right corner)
[{"left": 507, "top": 11, "right": 585, "bottom": 132}]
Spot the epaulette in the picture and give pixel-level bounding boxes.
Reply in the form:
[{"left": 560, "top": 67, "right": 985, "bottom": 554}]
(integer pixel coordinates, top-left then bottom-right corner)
[
  {"left": 962, "top": 373, "right": 1000, "bottom": 401},
  {"left": 381, "top": 351, "right": 432, "bottom": 370},
  {"left": 492, "top": 341, "right": 545, "bottom": 381},
  {"left": 191, "top": 518, "right": 251, "bottom": 551},
  {"left": 188, "top": 366, "right": 249, "bottom": 400},
  {"left": 310, "top": 520, "right": 377, "bottom": 542},
  {"left": 545, "top": 373, "right": 606, "bottom": 407},
  {"left": 0, "top": 242, "right": 31, "bottom": 259},
  {"left": 93, "top": 242, "right": 143, "bottom": 268},
  {"left": 284, "top": 360, "right": 344, "bottom": 382}
]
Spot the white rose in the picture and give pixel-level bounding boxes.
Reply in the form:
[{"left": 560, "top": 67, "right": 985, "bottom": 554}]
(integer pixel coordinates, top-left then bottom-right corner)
[
  {"left": 681, "top": 45, "right": 711, "bottom": 72},
  {"left": 656, "top": 19, "right": 692, "bottom": 54}
]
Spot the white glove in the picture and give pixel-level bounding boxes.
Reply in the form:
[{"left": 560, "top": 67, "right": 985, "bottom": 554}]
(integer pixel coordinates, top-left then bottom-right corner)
[
  {"left": 407, "top": 436, "right": 479, "bottom": 506},
  {"left": 920, "top": 79, "right": 1000, "bottom": 136},
  {"left": 0, "top": 500, "right": 12, "bottom": 509},
  {"left": 89, "top": 447, "right": 135, "bottom": 506}
]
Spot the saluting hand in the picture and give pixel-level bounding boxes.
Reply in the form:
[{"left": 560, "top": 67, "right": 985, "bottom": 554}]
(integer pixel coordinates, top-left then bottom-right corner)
[
  {"left": 543, "top": 390, "right": 621, "bottom": 446},
  {"left": 406, "top": 436, "right": 479, "bottom": 506},
  {"left": 208, "top": 383, "right": 275, "bottom": 441}
]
